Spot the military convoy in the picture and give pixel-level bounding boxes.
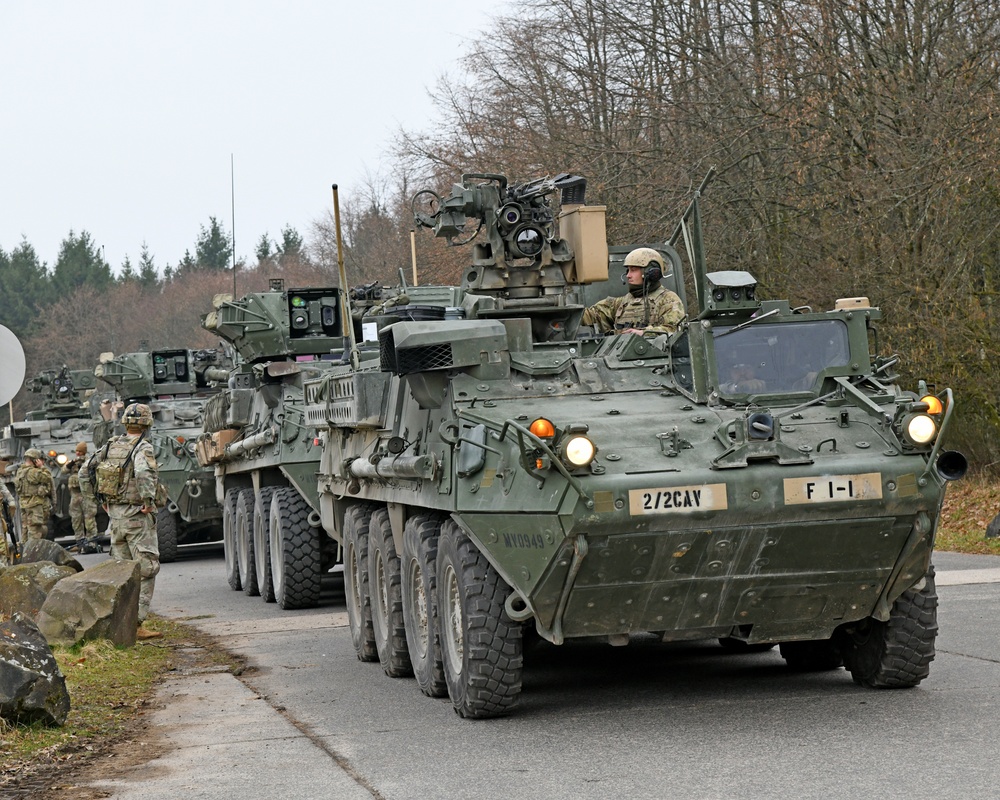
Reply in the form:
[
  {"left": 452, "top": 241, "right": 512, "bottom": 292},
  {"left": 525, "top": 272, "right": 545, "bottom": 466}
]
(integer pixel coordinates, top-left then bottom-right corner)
[
  {"left": 95, "top": 348, "right": 232, "bottom": 561},
  {"left": 194, "top": 170, "right": 965, "bottom": 718}
]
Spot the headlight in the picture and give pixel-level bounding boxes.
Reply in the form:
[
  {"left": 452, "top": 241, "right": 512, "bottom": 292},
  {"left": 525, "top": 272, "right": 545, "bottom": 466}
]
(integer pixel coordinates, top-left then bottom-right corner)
[
  {"left": 563, "top": 435, "right": 596, "bottom": 467},
  {"left": 56, "top": 453, "right": 69, "bottom": 465},
  {"left": 905, "top": 414, "right": 937, "bottom": 445}
]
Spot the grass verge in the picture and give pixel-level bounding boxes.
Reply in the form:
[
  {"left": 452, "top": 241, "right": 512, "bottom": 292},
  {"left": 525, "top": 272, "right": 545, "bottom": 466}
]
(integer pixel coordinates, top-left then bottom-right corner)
[
  {"left": 937, "top": 474, "right": 1000, "bottom": 555},
  {"left": 0, "top": 615, "right": 240, "bottom": 792}
]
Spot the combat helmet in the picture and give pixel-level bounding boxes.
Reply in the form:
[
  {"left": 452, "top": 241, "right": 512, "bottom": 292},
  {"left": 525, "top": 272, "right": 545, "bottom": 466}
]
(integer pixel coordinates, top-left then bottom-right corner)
[
  {"left": 24, "top": 448, "right": 43, "bottom": 459},
  {"left": 121, "top": 402, "right": 154, "bottom": 428},
  {"left": 623, "top": 247, "right": 665, "bottom": 272}
]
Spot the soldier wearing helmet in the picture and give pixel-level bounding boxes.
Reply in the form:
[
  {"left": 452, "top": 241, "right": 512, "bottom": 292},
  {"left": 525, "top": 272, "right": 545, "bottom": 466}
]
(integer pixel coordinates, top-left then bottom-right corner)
[
  {"left": 65, "top": 441, "right": 99, "bottom": 551},
  {"left": 14, "top": 448, "right": 54, "bottom": 541},
  {"left": 92, "top": 402, "right": 163, "bottom": 639},
  {"left": 582, "top": 247, "right": 685, "bottom": 337}
]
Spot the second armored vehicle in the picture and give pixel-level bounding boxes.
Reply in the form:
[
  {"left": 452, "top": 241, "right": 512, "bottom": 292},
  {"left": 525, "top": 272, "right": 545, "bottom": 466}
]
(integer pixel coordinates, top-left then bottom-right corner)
[{"left": 96, "top": 347, "right": 232, "bottom": 561}]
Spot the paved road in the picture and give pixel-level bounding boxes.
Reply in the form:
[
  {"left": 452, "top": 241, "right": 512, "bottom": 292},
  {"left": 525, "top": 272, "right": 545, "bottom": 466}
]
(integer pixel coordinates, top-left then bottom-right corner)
[{"left": 81, "top": 547, "right": 1000, "bottom": 800}]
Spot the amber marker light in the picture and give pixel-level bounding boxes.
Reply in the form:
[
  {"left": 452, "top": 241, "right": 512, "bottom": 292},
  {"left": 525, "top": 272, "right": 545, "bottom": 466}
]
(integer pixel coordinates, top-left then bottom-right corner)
[
  {"left": 529, "top": 418, "right": 555, "bottom": 438},
  {"left": 47, "top": 449, "right": 57, "bottom": 458},
  {"left": 920, "top": 395, "right": 944, "bottom": 415}
]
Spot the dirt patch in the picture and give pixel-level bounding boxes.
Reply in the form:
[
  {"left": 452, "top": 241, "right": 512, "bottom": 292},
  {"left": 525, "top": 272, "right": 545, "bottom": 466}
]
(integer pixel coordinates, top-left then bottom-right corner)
[{"left": 0, "top": 629, "right": 246, "bottom": 800}]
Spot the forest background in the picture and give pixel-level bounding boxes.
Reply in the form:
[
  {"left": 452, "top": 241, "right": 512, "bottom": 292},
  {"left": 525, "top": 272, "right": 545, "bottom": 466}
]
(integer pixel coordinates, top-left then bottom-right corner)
[{"left": 2, "top": 0, "right": 999, "bottom": 470}]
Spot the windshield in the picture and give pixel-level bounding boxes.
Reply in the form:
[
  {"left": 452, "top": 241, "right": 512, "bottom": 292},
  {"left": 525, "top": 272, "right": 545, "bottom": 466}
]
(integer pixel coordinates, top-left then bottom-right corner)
[{"left": 714, "top": 319, "right": 850, "bottom": 396}]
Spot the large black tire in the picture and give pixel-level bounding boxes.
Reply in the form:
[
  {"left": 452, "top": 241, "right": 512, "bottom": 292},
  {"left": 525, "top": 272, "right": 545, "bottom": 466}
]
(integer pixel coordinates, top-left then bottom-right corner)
[
  {"left": 222, "top": 488, "right": 241, "bottom": 591},
  {"left": 157, "top": 508, "right": 179, "bottom": 563},
  {"left": 343, "top": 504, "right": 378, "bottom": 662},
  {"left": 254, "top": 487, "right": 277, "bottom": 603},
  {"left": 368, "top": 507, "right": 412, "bottom": 678},
  {"left": 402, "top": 513, "right": 447, "bottom": 697},
  {"left": 437, "top": 519, "right": 522, "bottom": 718},
  {"left": 268, "top": 487, "right": 321, "bottom": 610},
  {"left": 779, "top": 639, "right": 843, "bottom": 671},
  {"left": 236, "top": 490, "right": 259, "bottom": 597},
  {"left": 840, "top": 566, "right": 938, "bottom": 688}
]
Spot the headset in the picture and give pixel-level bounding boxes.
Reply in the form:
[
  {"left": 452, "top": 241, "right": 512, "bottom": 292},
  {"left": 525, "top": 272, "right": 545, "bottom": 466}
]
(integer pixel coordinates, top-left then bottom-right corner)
[{"left": 621, "top": 262, "right": 663, "bottom": 288}]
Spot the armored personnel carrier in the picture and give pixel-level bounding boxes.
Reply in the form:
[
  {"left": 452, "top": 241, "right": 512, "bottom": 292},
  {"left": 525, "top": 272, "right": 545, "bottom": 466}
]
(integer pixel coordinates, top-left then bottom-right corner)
[
  {"left": 198, "top": 281, "right": 349, "bottom": 608},
  {"left": 301, "top": 171, "right": 965, "bottom": 718},
  {"left": 96, "top": 348, "right": 232, "bottom": 561},
  {"left": 0, "top": 366, "right": 101, "bottom": 537}
]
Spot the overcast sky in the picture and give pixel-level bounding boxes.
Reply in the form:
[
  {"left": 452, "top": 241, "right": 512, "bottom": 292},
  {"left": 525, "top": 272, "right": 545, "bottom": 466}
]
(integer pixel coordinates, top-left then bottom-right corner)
[{"left": 0, "top": 1, "right": 502, "bottom": 273}]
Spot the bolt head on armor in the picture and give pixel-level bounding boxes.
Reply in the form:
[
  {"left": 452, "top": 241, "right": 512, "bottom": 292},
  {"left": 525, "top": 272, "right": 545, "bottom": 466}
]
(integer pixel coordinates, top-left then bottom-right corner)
[{"left": 122, "top": 403, "right": 154, "bottom": 428}]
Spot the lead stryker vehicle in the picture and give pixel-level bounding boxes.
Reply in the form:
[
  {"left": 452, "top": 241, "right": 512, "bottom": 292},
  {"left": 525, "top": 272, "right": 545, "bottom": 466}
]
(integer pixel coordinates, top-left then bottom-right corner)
[
  {"left": 298, "top": 171, "right": 966, "bottom": 718},
  {"left": 96, "top": 348, "right": 232, "bottom": 561},
  {"left": 0, "top": 366, "right": 101, "bottom": 537}
]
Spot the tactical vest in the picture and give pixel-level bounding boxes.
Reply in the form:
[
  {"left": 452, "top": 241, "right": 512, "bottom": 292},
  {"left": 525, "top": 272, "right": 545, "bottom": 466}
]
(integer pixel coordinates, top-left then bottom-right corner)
[{"left": 15, "top": 466, "right": 50, "bottom": 498}]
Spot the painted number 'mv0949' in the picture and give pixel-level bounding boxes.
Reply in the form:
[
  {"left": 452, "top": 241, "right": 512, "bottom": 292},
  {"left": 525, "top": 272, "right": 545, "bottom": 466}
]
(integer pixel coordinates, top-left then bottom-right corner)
[
  {"left": 628, "top": 483, "right": 728, "bottom": 516},
  {"left": 783, "top": 472, "right": 883, "bottom": 505}
]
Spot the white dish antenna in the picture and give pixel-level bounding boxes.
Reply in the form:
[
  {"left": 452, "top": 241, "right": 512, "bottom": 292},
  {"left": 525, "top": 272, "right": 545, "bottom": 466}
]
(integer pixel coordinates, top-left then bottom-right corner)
[{"left": 0, "top": 325, "right": 26, "bottom": 406}]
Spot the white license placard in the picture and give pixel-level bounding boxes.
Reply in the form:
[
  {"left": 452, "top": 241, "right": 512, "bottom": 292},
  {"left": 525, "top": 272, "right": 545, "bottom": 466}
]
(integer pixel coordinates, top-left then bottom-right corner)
[
  {"left": 783, "top": 472, "right": 883, "bottom": 505},
  {"left": 628, "top": 483, "right": 728, "bottom": 515}
]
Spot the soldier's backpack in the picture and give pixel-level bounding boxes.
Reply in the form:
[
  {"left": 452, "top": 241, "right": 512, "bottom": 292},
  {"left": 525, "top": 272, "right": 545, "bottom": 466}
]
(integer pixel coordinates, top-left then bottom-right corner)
[{"left": 94, "top": 434, "right": 146, "bottom": 503}]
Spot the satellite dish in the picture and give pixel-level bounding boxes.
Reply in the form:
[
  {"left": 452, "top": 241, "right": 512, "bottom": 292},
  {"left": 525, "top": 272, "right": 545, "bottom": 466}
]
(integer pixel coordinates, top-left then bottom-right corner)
[{"left": 0, "top": 325, "right": 26, "bottom": 406}]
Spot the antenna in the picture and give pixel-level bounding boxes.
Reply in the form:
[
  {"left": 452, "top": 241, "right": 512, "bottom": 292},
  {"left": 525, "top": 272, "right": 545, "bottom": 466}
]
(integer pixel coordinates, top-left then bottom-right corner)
[{"left": 231, "top": 153, "right": 237, "bottom": 297}]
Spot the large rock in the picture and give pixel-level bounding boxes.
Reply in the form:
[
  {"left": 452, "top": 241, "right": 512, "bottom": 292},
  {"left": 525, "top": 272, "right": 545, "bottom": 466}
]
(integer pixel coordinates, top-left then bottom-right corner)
[
  {"left": 19, "top": 539, "right": 84, "bottom": 572},
  {"left": 0, "top": 562, "right": 78, "bottom": 619},
  {"left": 36, "top": 559, "right": 141, "bottom": 647},
  {"left": 0, "top": 612, "right": 70, "bottom": 726},
  {"left": 986, "top": 512, "right": 1000, "bottom": 539}
]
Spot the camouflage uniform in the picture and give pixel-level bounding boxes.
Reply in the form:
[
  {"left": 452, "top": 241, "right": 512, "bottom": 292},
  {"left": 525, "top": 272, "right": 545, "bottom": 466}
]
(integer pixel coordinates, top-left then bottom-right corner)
[
  {"left": 14, "top": 459, "right": 53, "bottom": 540},
  {"left": 0, "top": 480, "right": 15, "bottom": 565},
  {"left": 102, "top": 432, "right": 161, "bottom": 622},
  {"left": 66, "top": 462, "right": 99, "bottom": 541},
  {"left": 582, "top": 284, "right": 685, "bottom": 337}
]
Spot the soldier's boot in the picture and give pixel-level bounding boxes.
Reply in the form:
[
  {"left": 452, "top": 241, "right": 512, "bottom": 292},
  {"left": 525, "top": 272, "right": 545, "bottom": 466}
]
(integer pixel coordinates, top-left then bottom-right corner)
[{"left": 136, "top": 623, "right": 163, "bottom": 641}]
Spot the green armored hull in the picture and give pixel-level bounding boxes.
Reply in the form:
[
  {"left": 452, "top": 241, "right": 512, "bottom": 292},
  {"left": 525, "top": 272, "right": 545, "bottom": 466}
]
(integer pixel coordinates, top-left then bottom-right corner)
[{"left": 302, "top": 171, "right": 963, "bottom": 718}]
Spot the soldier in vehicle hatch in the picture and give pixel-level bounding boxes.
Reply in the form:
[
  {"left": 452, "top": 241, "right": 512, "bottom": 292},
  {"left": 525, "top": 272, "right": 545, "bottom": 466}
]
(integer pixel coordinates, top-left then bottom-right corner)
[{"left": 582, "top": 247, "right": 685, "bottom": 337}]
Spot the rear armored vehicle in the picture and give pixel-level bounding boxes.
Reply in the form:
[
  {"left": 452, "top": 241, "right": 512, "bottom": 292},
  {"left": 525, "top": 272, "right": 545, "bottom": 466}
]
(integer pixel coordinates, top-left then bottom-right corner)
[
  {"left": 302, "top": 171, "right": 965, "bottom": 718},
  {"left": 0, "top": 366, "right": 100, "bottom": 537},
  {"left": 97, "top": 348, "right": 231, "bottom": 561}
]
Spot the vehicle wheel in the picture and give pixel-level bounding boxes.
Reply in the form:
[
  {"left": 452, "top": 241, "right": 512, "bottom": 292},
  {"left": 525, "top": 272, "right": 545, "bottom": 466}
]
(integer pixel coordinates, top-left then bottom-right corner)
[
  {"left": 254, "top": 487, "right": 277, "bottom": 602},
  {"left": 157, "top": 508, "right": 179, "bottom": 563},
  {"left": 236, "top": 490, "right": 258, "bottom": 596},
  {"left": 840, "top": 565, "right": 938, "bottom": 688},
  {"left": 368, "top": 507, "right": 412, "bottom": 678},
  {"left": 402, "top": 513, "right": 447, "bottom": 697},
  {"left": 779, "top": 639, "right": 843, "bottom": 671},
  {"left": 437, "top": 519, "right": 522, "bottom": 718},
  {"left": 268, "top": 487, "right": 321, "bottom": 610},
  {"left": 343, "top": 504, "right": 378, "bottom": 662},
  {"left": 222, "top": 487, "right": 241, "bottom": 591}
]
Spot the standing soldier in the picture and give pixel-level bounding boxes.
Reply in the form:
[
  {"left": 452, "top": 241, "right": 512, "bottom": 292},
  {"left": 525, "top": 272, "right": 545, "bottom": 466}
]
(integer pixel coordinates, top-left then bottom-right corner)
[
  {"left": 92, "top": 403, "right": 162, "bottom": 640},
  {"left": 66, "top": 441, "right": 100, "bottom": 552},
  {"left": 0, "top": 479, "right": 16, "bottom": 565},
  {"left": 14, "top": 448, "right": 53, "bottom": 541}
]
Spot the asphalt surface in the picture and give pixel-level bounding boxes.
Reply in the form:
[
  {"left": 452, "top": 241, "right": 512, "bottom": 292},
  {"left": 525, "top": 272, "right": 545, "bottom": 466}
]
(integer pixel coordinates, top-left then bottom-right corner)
[{"left": 71, "top": 547, "right": 1000, "bottom": 800}]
